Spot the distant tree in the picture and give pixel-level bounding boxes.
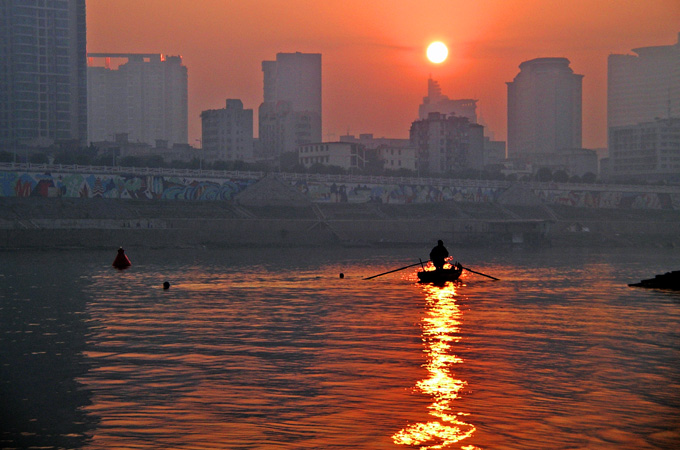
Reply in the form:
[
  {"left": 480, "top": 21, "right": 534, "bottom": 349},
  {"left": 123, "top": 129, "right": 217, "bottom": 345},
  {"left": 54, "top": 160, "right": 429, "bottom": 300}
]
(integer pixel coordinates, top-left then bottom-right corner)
[
  {"left": 29, "top": 152, "right": 49, "bottom": 164},
  {"left": 536, "top": 167, "right": 553, "bottom": 182},
  {"left": 477, "top": 167, "right": 502, "bottom": 181},
  {"left": 279, "top": 151, "right": 300, "bottom": 172},
  {"left": 361, "top": 150, "right": 385, "bottom": 175},
  {"left": 308, "top": 163, "right": 346, "bottom": 175},
  {"left": 506, "top": 173, "right": 518, "bottom": 182},
  {"left": 188, "top": 157, "right": 201, "bottom": 169},
  {"left": 307, "top": 163, "right": 324, "bottom": 173},
  {"left": 145, "top": 155, "right": 166, "bottom": 168},
  {"left": 489, "top": 170, "right": 507, "bottom": 181},
  {"left": 233, "top": 160, "right": 253, "bottom": 171},
  {"left": 251, "top": 161, "right": 270, "bottom": 171},
  {"left": 385, "top": 168, "right": 417, "bottom": 178},
  {"left": 168, "top": 160, "right": 190, "bottom": 169},
  {"left": 0, "top": 151, "right": 14, "bottom": 162},
  {"left": 92, "top": 154, "right": 113, "bottom": 166},
  {"left": 581, "top": 172, "right": 597, "bottom": 184},
  {"left": 53, "top": 146, "right": 96, "bottom": 165},
  {"left": 119, "top": 156, "right": 142, "bottom": 167},
  {"left": 553, "top": 170, "right": 569, "bottom": 183},
  {"left": 285, "top": 163, "right": 307, "bottom": 174},
  {"left": 211, "top": 160, "right": 230, "bottom": 170}
]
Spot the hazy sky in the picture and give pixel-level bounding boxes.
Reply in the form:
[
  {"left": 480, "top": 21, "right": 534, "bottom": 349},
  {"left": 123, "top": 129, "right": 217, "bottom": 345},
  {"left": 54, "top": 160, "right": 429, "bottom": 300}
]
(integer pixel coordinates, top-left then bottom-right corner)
[{"left": 87, "top": 0, "right": 680, "bottom": 149}]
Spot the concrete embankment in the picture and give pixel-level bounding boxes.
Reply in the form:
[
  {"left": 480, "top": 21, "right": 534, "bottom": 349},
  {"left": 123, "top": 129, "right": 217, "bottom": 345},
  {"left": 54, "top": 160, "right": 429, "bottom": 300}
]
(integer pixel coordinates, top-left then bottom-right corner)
[{"left": 1, "top": 197, "right": 679, "bottom": 250}]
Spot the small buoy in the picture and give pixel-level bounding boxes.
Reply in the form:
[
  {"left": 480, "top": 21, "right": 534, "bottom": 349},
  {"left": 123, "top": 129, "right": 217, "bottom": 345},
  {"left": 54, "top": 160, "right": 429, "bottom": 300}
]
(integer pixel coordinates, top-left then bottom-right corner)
[
  {"left": 339, "top": 273, "right": 344, "bottom": 279},
  {"left": 163, "top": 281, "right": 170, "bottom": 290},
  {"left": 112, "top": 247, "right": 132, "bottom": 270}
]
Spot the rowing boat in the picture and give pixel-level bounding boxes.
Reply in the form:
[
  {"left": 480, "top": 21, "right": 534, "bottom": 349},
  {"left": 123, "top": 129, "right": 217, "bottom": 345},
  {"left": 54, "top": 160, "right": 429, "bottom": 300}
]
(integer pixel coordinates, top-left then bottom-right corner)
[{"left": 417, "top": 263, "right": 463, "bottom": 283}]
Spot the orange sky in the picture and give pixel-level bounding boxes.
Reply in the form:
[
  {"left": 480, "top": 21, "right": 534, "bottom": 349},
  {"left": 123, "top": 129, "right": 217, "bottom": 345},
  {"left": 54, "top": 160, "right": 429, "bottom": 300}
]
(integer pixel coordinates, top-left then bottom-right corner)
[{"left": 87, "top": 0, "right": 680, "bottom": 149}]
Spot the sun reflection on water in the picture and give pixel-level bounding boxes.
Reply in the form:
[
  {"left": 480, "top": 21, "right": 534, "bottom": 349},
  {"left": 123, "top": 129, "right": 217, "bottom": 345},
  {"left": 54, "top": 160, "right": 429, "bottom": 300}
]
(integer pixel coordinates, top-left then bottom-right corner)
[{"left": 393, "top": 281, "right": 480, "bottom": 450}]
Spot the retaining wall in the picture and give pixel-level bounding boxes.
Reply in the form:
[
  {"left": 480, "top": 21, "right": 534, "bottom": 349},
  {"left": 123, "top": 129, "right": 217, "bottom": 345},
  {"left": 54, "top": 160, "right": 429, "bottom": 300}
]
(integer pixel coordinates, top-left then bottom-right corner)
[{"left": 2, "top": 168, "right": 680, "bottom": 210}]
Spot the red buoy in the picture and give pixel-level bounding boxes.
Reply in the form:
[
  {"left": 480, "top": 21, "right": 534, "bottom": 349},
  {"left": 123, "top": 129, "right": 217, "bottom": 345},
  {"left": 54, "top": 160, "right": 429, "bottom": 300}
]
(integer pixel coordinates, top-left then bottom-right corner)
[{"left": 112, "top": 247, "right": 132, "bottom": 270}]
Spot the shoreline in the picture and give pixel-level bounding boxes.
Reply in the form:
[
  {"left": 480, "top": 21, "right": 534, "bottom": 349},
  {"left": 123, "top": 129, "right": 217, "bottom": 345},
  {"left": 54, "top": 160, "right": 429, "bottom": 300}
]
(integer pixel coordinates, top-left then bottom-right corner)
[{"left": 2, "top": 199, "right": 678, "bottom": 250}]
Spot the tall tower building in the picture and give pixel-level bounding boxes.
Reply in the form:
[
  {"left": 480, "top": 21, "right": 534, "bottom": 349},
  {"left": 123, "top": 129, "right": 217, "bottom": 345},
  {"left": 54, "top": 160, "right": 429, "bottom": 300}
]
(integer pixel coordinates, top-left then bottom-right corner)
[
  {"left": 608, "top": 33, "right": 680, "bottom": 129},
  {"left": 0, "top": 0, "right": 87, "bottom": 147},
  {"left": 506, "top": 58, "right": 583, "bottom": 159},
  {"left": 87, "top": 53, "right": 188, "bottom": 146},
  {"left": 258, "top": 52, "right": 321, "bottom": 164}
]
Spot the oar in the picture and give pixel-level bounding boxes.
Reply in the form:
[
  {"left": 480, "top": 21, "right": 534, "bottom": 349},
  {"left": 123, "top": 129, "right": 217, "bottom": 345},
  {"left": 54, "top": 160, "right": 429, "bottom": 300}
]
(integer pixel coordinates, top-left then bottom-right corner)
[
  {"left": 461, "top": 265, "right": 499, "bottom": 281},
  {"left": 364, "top": 261, "right": 429, "bottom": 280}
]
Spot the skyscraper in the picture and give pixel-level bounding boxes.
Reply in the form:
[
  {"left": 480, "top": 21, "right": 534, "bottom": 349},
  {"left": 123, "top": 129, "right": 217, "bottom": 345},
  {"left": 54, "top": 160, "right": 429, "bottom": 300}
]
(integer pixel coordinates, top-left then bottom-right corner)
[
  {"left": 258, "top": 52, "right": 321, "bottom": 164},
  {"left": 0, "top": 0, "right": 87, "bottom": 147},
  {"left": 608, "top": 33, "right": 680, "bottom": 129},
  {"left": 87, "top": 54, "right": 188, "bottom": 146},
  {"left": 506, "top": 58, "right": 583, "bottom": 159}
]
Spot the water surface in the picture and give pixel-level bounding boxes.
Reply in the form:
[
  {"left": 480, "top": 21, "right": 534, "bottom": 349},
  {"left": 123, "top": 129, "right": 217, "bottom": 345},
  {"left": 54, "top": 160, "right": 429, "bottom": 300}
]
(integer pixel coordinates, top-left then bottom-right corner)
[{"left": 1, "top": 247, "right": 679, "bottom": 449}]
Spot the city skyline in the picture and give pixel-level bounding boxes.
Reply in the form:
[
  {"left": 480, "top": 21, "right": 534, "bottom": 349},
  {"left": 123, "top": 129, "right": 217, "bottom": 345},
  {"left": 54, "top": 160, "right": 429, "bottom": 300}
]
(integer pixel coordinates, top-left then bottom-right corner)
[{"left": 86, "top": 1, "right": 680, "bottom": 149}]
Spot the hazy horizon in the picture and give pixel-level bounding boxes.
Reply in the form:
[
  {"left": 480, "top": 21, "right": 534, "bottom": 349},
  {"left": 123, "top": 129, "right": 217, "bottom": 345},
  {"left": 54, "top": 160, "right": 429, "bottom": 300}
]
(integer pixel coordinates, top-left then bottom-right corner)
[{"left": 87, "top": 0, "right": 680, "bottom": 149}]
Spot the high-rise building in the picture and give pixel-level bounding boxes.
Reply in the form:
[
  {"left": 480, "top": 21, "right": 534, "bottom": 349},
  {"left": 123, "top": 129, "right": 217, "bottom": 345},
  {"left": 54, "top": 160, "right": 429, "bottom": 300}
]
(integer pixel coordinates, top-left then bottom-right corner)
[
  {"left": 258, "top": 52, "right": 321, "bottom": 164},
  {"left": 87, "top": 53, "right": 188, "bottom": 146},
  {"left": 418, "top": 78, "right": 477, "bottom": 123},
  {"left": 506, "top": 58, "right": 583, "bottom": 159},
  {"left": 0, "top": 0, "right": 87, "bottom": 147},
  {"left": 608, "top": 33, "right": 680, "bottom": 129},
  {"left": 410, "top": 112, "right": 485, "bottom": 174},
  {"left": 201, "top": 99, "right": 254, "bottom": 162}
]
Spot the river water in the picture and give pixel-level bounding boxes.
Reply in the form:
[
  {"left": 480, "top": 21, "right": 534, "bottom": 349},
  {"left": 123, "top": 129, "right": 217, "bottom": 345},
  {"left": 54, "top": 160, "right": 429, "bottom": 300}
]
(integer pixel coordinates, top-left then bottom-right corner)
[{"left": 1, "top": 246, "right": 679, "bottom": 449}]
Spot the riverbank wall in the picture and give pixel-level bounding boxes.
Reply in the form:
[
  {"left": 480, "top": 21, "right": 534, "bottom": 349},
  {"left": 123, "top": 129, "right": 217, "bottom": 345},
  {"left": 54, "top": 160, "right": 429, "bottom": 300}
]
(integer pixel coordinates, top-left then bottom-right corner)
[
  {"left": 2, "top": 165, "right": 680, "bottom": 249},
  {"left": 2, "top": 197, "right": 679, "bottom": 250}
]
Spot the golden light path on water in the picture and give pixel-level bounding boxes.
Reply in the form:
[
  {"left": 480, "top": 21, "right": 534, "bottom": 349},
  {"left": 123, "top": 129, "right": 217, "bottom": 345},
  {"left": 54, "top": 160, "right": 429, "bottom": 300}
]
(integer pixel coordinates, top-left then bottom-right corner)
[{"left": 393, "top": 275, "right": 480, "bottom": 450}]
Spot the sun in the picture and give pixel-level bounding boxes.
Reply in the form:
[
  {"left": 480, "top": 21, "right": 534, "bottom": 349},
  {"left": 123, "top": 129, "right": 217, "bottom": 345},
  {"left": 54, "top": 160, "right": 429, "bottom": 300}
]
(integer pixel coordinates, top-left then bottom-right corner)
[{"left": 426, "top": 41, "right": 448, "bottom": 64}]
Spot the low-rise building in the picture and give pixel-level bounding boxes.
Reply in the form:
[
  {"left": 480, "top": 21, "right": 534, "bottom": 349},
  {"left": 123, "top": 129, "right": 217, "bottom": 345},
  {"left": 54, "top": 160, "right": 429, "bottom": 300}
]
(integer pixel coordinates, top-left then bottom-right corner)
[
  {"left": 91, "top": 134, "right": 199, "bottom": 164},
  {"left": 298, "top": 142, "right": 365, "bottom": 170},
  {"left": 376, "top": 145, "right": 417, "bottom": 171},
  {"left": 339, "top": 133, "right": 410, "bottom": 149},
  {"left": 201, "top": 99, "right": 254, "bottom": 162},
  {"left": 608, "top": 117, "right": 680, "bottom": 182},
  {"left": 410, "top": 112, "right": 485, "bottom": 174},
  {"left": 504, "top": 148, "right": 598, "bottom": 178},
  {"left": 484, "top": 137, "right": 506, "bottom": 166}
]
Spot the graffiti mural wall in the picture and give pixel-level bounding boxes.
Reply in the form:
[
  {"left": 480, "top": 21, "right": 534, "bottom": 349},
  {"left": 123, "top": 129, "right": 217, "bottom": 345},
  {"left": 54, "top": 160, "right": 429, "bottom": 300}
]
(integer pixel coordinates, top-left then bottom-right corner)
[
  {"left": 533, "top": 188, "right": 680, "bottom": 210},
  {"left": 1, "top": 170, "right": 679, "bottom": 210},
  {"left": 0, "top": 171, "right": 255, "bottom": 201},
  {"left": 289, "top": 180, "right": 502, "bottom": 204}
]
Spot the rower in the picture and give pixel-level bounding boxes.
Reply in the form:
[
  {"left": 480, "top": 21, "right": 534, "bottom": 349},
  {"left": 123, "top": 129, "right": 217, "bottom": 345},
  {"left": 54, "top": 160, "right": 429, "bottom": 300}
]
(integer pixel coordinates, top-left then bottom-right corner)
[{"left": 429, "top": 240, "right": 449, "bottom": 271}]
